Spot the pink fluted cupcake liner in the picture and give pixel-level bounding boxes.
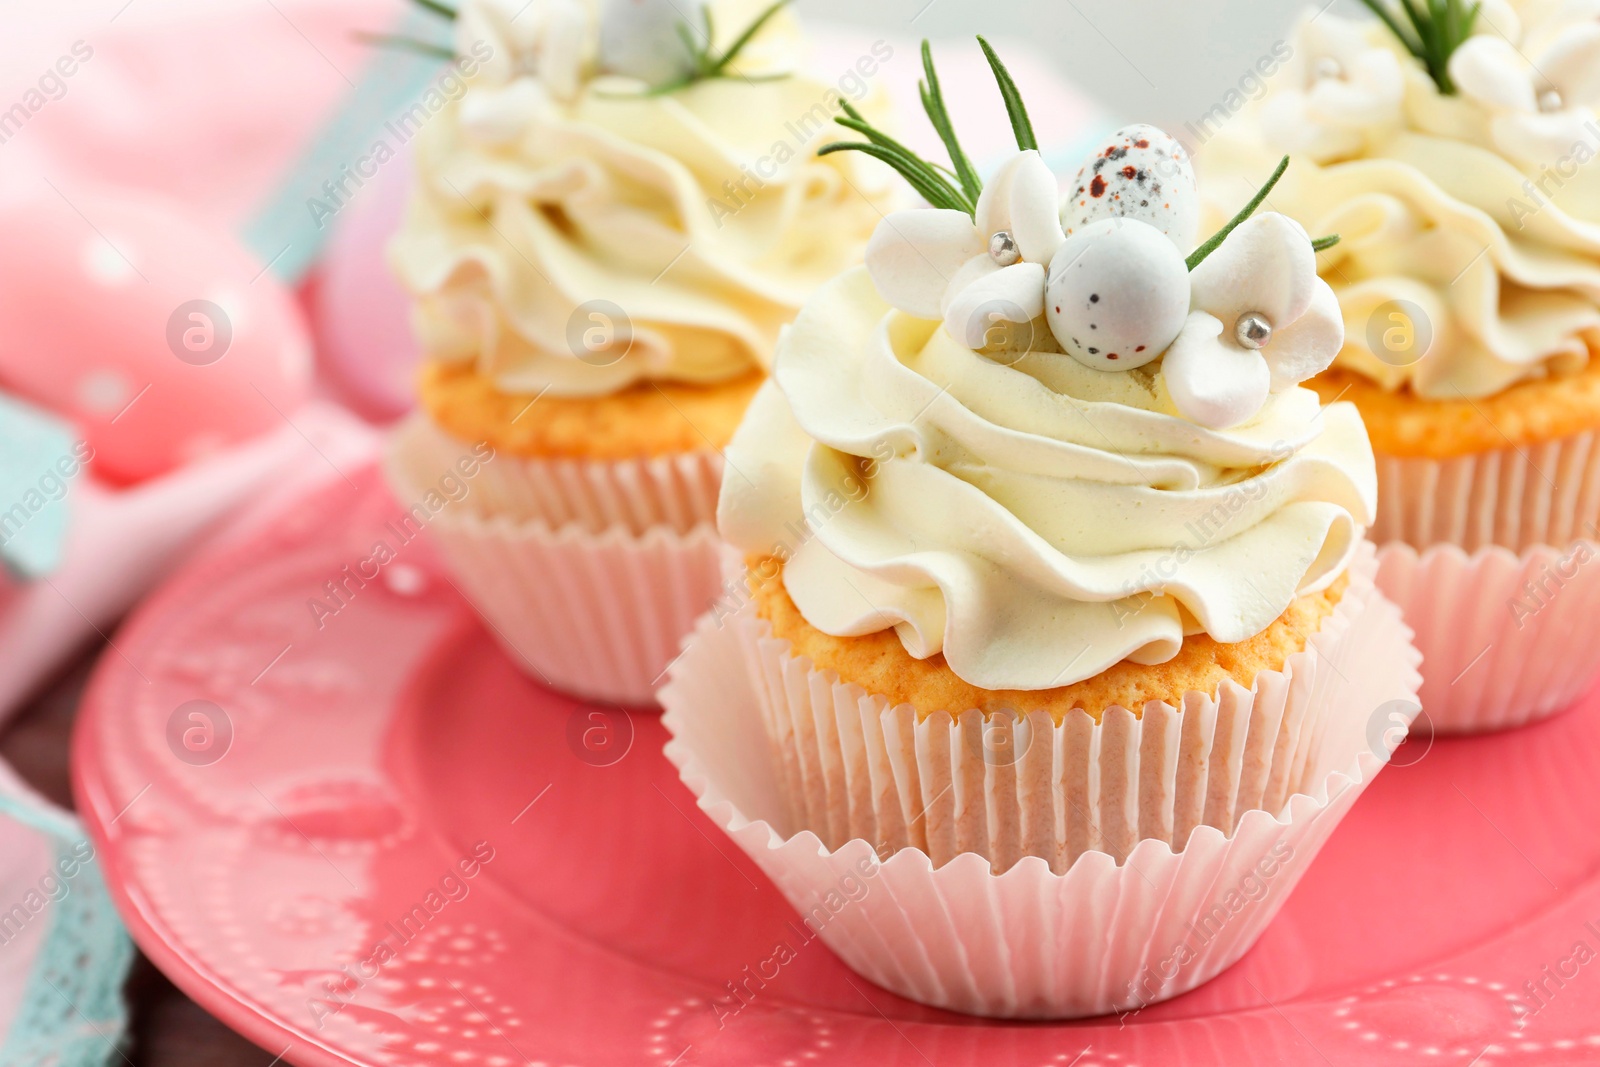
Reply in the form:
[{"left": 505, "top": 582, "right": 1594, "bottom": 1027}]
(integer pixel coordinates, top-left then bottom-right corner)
[
  {"left": 1368, "top": 431, "right": 1600, "bottom": 731},
  {"left": 394, "top": 415, "right": 722, "bottom": 535},
  {"left": 387, "top": 416, "right": 725, "bottom": 705},
  {"left": 1370, "top": 431, "right": 1600, "bottom": 554},
  {"left": 660, "top": 548, "right": 1421, "bottom": 1017},
  {"left": 1375, "top": 539, "right": 1600, "bottom": 734}
]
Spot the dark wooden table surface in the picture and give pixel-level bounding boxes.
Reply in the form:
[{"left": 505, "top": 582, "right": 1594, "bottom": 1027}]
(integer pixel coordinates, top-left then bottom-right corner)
[{"left": 2, "top": 649, "right": 281, "bottom": 1065}]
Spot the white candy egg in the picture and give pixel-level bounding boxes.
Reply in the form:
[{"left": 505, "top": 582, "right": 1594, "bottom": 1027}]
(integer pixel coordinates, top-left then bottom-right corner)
[
  {"left": 598, "top": 0, "right": 706, "bottom": 86},
  {"left": 1063, "top": 124, "right": 1200, "bottom": 253},
  {"left": 1045, "top": 218, "right": 1191, "bottom": 371}
]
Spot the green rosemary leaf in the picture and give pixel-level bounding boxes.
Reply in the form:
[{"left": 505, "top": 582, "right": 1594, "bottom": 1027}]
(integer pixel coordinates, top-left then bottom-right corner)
[
  {"left": 977, "top": 36, "right": 1037, "bottom": 151},
  {"left": 836, "top": 101, "right": 961, "bottom": 179},
  {"left": 834, "top": 117, "right": 919, "bottom": 161},
  {"left": 409, "top": 0, "right": 458, "bottom": 19},
  {"left": 1311, "top": 234, "right": 1342, "bottom": 252},
  {"left": 1358, "top": 0, "right": 1422, "bottom": 58},
  {"left": 1186, "top": 155, "right": 1291, "bottom": 271},
  {"left": 920, "top": 41, "right": 982, "bottom": 202},
  {"left": 712, "top": 0, "right": 794, "bottom": 75},
  {"left": 1438, "top": 0, "right": 1459, "bottom": 48},
  {"left": 1406, "top": 0, "right": 1453, "bottom": 89},
  {"left": 820, "top": 141, "right": 971, "bottom": 215},
  {"left": 833, "top": 116, "right": 965, "bottom": 187},
  {"left": 1361, "top": 0, "right": 1478, "bottom": 94},
  {"left": 675, "top": 21, "right": 706, "bottom": 69},
  {"left": 355, "top": 32, "right": 456, "bottom": 59}
]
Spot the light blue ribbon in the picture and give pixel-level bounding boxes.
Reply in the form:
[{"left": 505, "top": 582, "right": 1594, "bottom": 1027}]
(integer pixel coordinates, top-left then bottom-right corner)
[{"left": 0, "top": 393, "right": 82, "bottom": 582}]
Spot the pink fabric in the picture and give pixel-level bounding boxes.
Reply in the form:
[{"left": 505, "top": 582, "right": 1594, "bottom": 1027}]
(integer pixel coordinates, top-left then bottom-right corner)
[
  {"left": 0, "top": 0, "right": 403, "bottom": 225},
  {"left": 0, "top": 404, "right": 377, "bottom": 721}
]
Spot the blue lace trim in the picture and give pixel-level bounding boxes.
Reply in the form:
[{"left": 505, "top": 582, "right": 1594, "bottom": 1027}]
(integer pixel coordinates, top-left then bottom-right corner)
[{"left": 0, "top": 794, "right": 133, "bottom": 1067}]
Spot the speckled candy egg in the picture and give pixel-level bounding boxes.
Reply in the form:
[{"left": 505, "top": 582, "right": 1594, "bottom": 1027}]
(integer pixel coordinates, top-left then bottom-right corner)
[
  {"left": 1046, "top": 218, "right": 1191, "bottom": 371},
  {"left": 599, "top": 0, "right": 708, "bottom": 86},
  {"left": 1064, "top": 124, "right": 1200, "bottom": 253}
]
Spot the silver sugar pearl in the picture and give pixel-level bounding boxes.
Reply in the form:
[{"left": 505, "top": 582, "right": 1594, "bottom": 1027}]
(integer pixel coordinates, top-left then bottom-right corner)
[
  {"left": 1538, "top": 88, "right": 1565, "bottom": 112},
  {"left": 1235, "top": 312, "right": 1273, "bottom": 350},
  {"left": 1313, "top": 56, "right": 1344, "bottom": 81},
  {"left": 989, "top": 230, "right": 1021, "bottom": 266}
]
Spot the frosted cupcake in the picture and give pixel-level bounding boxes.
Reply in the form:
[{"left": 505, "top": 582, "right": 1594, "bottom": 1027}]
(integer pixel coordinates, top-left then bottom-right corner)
[
  {"left": 384, "top": 0, "right": 896, "bottom": 703},
  {"left": 662, "top": 43, "right": 1420, "bottom": 1019},
  {"left": 1203, "top": 1, "right": 1600, "bottom": 731}
]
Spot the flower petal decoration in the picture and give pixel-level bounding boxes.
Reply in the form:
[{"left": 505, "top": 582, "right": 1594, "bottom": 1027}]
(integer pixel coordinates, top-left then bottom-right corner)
[
  {"left": 1262, "top": 279, "right": 1344, "bottom": 391},
  {"left": 1162, "top": 312, "right": 1272, "bottom": 431},
  {"left": 459, "top": 0, "right": 593, "bottom": 96},
  {"left": 1258, "top": 13, "right": 1403, "bottom": 163},
  {"left": 1003, "top": 153, "right": 1068, "bottom": 264},
  {"left": 1490, "top": 109, "right": 1598, "bottom": 169},
  {"left": 1537, "top": 22, "right": 1600, "bottom": 104},
  {"left": 1162, "top": 212, "right": 1345, "bottom": 429},
  {"left": 1448, "top": 35, "right": 1537, "bottom": 111},
  {"left": 865, "top": 210, "right": 984, "bottom": 320},
  {"left": 943, "top": 262, "right": 1047, "bottom": 349},
  {"left": 1189, "top": 213, "right": 1318, "bottom": 333},
  {"left": 1450, "top": 17, "right": 1600, "bottom": 165},
  {"left": 864, "top": 149, "right": 1063, "bottom": 351}
]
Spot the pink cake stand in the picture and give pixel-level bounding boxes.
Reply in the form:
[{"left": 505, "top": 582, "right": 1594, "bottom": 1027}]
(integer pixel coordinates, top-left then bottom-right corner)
[{"left": 73, "top": 464, "right": 1600, "bottom": 1066}]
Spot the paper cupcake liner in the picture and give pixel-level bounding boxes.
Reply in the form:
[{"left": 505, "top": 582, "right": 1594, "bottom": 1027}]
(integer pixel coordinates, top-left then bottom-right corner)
[
  {"left": 1371, "top": 430, "right": 1600, "bottom": 554},
  {"left": 394, "top": 415, "right": 722, "bottom": 535},
  {"left": 732, "top": 547, "right": 1403, "bottom": 874},
  {"left": 1375, "top": 538, "right": 1600, "bottom": 734},
  {"left": 386, "top": 419, "right": 726, "bottom": 706},
  {"left": 660, "top": 548, "right": 1421, "bottom": 1018}
]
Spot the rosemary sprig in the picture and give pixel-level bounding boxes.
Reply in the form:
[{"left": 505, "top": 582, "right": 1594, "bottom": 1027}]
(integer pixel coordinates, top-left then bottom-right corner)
[
  {"left": 371, "top": 0, "right": 795, "bottom": 97},
  {"left": 1358, "top": 0, "right": 1481, "bottom": 94},
  {"left": 822, "top": 37, "right": 1035, "bottom": 219},
  {"left": 644, "top": 0, "right": 796, "bottom": 96},
  {"left": 920, "top": 41, "right": 982, "bottom": 203},
  {"left": 977, "top": 36, "right": 1037, "bottom": 152},
  {"left": 1187, "top": 157, "right": 1291, "bottom": 270},
  {"left": 818, "top": 137, "right": 973, "bottom": 214},
  {"left": 1187, "top": 156, "right": 1340, "bottom": 269},
  {"left": 410, "top": 0, "right": 458, "bottom": 20}
]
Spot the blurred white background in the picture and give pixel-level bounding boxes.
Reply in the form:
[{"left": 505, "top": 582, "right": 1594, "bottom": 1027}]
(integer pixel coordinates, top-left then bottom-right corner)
[{"left": 796, "top": 0, "right": 1346, "bottom": 132}]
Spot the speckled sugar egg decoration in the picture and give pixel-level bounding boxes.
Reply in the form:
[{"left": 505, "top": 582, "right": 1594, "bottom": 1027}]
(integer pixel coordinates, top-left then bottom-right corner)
[
  {"left": 1064, "top": 124, "right": 1200, "bottom": 253},
  {"left": 1046, "top": 218, "right": 1191, "bottom": 371},
  {"left": 599, "top": 0, "right": 707, "bottom": 86}
]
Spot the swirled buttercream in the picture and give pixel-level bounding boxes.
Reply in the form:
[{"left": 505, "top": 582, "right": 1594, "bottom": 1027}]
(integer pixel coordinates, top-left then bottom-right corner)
[
  {"left": 1213, "top": 8, "right": 1600, "bottom": 398},
  {"left": 391, "top": 0, "right": 897, "bottom": 397},
  {"left": 718, "top": 267, "right": 1377, "bottom": 690}
]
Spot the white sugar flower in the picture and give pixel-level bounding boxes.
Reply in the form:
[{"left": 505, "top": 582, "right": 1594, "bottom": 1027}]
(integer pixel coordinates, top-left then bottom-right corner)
[
  {"left": 1259, "top": 13, "right": 1405, "bottom": 163},
  {"left": 1162, "top": 213, "right": 1344, "bottom": 429},
  {"left": 864, "top": 150, "right": 1065, "bottom": 350},
  {"left": 1450, "top": 17, "right": 1600, "bottom": 164},
  {"left": 456, "top": 0, "right": 594, "bottom": 140},
  {"left": 458, "top": 0, "right": 593, "bottom": 95}
]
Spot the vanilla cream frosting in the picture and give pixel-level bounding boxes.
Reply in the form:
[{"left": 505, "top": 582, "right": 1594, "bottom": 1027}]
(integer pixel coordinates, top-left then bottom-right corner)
[
  {"left": 390, "top": 0, "right": 897, "bottom": 397},
  {"left": 1211, "top": 8, "right": 1600, "bottom": 398},
  {"left": 719, "top": 267, "right": 1377, "bottom": 690}
]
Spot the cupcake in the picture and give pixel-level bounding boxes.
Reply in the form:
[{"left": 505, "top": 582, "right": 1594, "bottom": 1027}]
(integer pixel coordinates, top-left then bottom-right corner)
[
  {"left": 384, "top": 0, "right": 896, "bottom": 704},
  {"left": 662, "top": 43, "right": 1421, "bottom": 1018},
  {"left": 1201, "top": 1, "right": 1600, "bottom": 732}
]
